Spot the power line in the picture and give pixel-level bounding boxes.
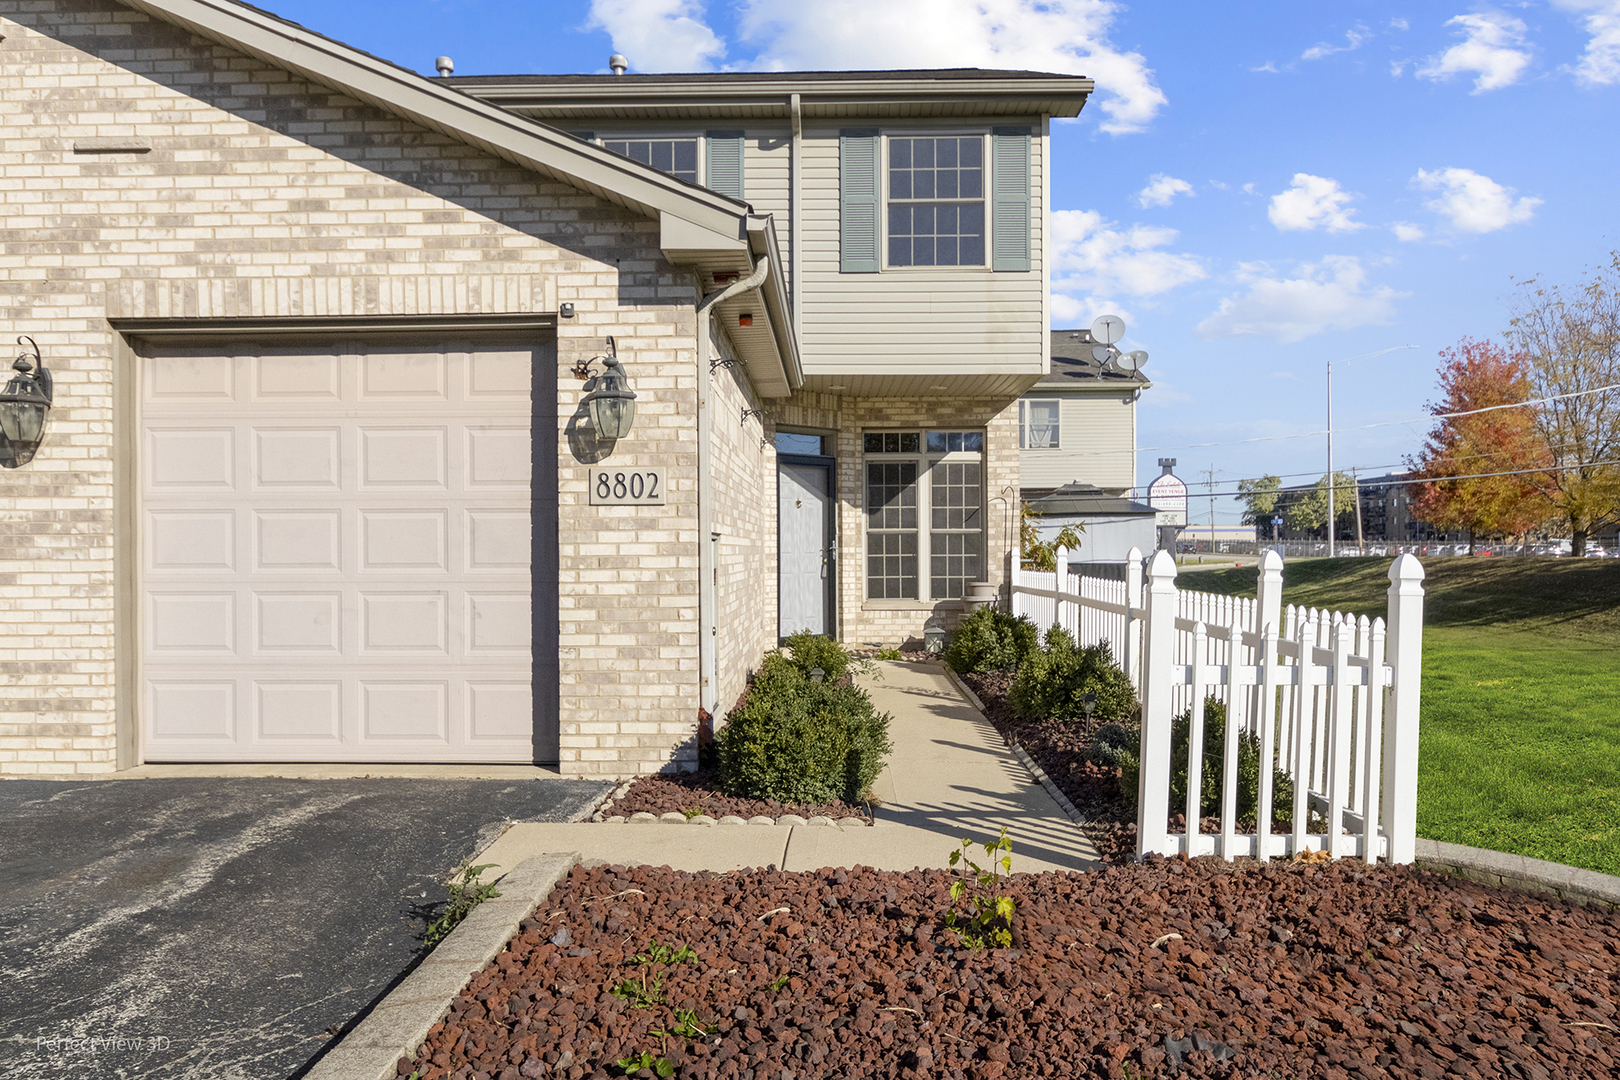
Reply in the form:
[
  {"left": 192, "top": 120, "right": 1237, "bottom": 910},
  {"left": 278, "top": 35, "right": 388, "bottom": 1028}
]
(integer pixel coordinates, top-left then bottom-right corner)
[
  {"left": 1133, "top": 457, "right": 1620, "bottom": 503},
  {"left": 1136, "top": 381, "right": 1620, "bottom": 453}
]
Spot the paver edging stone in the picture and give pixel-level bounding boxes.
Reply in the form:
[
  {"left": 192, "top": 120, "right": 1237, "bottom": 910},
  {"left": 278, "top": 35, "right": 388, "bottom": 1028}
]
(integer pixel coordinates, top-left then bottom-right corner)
[
  {"left": 1414, "top": 838, "right": 1620, "bottom": 910},
  {"left": 302, "top": 852, "right": 581, "bottom": 1080}
]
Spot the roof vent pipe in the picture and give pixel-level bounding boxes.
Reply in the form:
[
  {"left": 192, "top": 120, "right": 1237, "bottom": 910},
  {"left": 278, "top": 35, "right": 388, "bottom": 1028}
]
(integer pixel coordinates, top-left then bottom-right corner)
[
  {"left": 435, "top": 56, "right": 454, "bottom": 76},
  {"left": 609, "top": 54, "right": 629, "bottom": 75}
]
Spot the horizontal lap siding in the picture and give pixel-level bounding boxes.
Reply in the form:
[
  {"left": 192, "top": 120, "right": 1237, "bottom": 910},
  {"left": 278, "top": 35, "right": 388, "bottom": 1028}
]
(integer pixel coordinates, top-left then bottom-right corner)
[
  {"left": 799, "top": 125, "right": 1045, "bottom": 376},
  {"left": 1018, "top": 395, "right": 1138, "bottom": 492},
  {"left": 742, "top": 132, "right": 792, "bottom": 294}
]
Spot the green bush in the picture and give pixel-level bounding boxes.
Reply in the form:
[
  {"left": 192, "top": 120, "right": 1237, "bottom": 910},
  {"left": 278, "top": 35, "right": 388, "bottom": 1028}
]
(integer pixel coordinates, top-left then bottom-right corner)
[
  {"left": 1007, "top": 626, "right": 1136, "bottom": 725},
  {"left": 1086, "top": 722, "right": 1138, "bottom": 768},
  {"left": 1118, "top": 696, "right": 1294, "bottom": 827},
  {"left": 718, "top": 652, "right": 893, "bottom": 804},
  {"left": 782, "top": 631, "right": 852, "bottom": 684},
  {"left": 944, "top": 607, "right": 1040, "bottom": 675}
]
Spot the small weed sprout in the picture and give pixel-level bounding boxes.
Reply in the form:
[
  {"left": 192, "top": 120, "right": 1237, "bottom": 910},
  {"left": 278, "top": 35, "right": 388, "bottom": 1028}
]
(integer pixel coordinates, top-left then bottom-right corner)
[
  {"left": 945, "top": 827, "right": 1016, "bottom": 949},
  {"left": 423, "top": 862, "right": 501, "bottom": 948},
  {"left": 614, "top": 1049, "right": 674, "bottom": 1077},
  {"left": 877, "top": 646, "right": 903, "bottom": 661}
]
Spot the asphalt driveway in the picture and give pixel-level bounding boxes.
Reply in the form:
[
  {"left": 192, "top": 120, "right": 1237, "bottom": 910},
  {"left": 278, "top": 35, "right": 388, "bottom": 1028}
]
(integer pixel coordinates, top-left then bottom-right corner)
[{"left": 0, "top": 776, "right": 610, "bottom": 1079}]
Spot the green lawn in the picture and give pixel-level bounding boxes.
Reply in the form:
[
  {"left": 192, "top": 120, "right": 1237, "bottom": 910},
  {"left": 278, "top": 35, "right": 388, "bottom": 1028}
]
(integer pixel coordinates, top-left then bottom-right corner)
[{"left": 1179, "top": 557, "right": 1620, "bottom": 876}]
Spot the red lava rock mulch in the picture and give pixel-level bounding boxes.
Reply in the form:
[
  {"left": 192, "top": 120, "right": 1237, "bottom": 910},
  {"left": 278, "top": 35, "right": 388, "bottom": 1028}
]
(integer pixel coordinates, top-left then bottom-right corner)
[
  {"left": 605, "top": 768, "right": 871, "bottom": 825},
  {"left": 405, "top": 858, "right": 1619, "bottom": 1080}
]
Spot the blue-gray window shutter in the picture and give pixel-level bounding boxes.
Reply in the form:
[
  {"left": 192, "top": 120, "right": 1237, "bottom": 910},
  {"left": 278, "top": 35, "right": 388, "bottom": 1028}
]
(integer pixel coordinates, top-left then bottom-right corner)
[
  {"left": 840, "top": 129, "right": 880, "bottom": 273},
  {"left": 991, "top": 127, "right": 1032, "bottom": 273},
  {"left": 705, "top": 130, "right": 745, "bottom": 199}
]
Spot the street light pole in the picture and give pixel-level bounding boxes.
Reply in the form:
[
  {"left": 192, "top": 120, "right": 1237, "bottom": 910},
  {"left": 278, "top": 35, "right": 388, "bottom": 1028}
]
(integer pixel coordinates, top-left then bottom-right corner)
[{"left": 1326, "top": 345, "right": 1419, "bottom": 559}]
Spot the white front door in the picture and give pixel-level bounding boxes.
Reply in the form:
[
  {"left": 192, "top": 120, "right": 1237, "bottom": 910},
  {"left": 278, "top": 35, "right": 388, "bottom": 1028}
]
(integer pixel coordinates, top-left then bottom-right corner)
[
  {"left": 138, "top": 342, "right": 541, "bottom": 763},
  {"left": 778, "top": 461, "right": 831, "bottom": 639}
]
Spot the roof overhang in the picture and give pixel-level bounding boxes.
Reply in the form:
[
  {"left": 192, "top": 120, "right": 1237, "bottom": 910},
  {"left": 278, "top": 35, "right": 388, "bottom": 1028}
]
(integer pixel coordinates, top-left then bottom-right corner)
[{"left": 448, "top": 73, "right": 1093, "bottom": 123}]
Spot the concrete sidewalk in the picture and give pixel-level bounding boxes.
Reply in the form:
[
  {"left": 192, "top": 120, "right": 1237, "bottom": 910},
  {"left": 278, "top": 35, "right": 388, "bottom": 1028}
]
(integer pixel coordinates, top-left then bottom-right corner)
[{"left": 476, "top": 661, "right": 1100, "bottom": 877}]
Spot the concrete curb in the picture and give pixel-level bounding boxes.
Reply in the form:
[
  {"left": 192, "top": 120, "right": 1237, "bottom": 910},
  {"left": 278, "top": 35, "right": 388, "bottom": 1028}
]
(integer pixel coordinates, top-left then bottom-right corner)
[
  {"left": 1415, "top": 838, "right": 1620, "bottom": 910},
  {"left": 939, "top": 666, "right": 1088, "bottom": 828},
  {"left": 305, "top": 852, "right": 580, "bottom": 1080}
]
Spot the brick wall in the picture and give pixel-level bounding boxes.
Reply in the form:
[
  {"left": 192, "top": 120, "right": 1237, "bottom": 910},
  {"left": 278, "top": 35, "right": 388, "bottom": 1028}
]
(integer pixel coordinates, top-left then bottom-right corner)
[{"left": 0, "top": 1, "right": 702, "bottom": 775}]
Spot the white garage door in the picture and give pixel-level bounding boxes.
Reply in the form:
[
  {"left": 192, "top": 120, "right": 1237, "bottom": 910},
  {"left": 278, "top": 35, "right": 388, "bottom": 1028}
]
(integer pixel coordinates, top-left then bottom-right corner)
[{"left": 140, "top": 342, "right": 539, "bottom": 762}]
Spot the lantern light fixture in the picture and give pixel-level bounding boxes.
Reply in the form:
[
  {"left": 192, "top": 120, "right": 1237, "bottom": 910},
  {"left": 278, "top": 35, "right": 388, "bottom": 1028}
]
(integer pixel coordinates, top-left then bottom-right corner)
[
  {"left": 572, "top": 336, "right": 638, "bottom": 441},
  {"left": 923, "top": 615, "right": 946, "bottom": 655},
  {"left": 0, "top": 336, "right": 53, "bottom": 469}
]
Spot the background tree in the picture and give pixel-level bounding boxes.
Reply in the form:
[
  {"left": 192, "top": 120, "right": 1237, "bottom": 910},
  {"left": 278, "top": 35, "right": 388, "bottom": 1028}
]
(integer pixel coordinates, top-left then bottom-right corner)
[
  {"left": 1506, "top": 252, "right": 1620, "bottom": 555},
  {"left": 1286, "top": 472, "right": 1356, "bottom": 539},
  {"left": 1237, "top": 475, "right": 1282, "bottom": 538},
  {"left": 1405, "top": 338, "right": 1553, "bottom": 553}
]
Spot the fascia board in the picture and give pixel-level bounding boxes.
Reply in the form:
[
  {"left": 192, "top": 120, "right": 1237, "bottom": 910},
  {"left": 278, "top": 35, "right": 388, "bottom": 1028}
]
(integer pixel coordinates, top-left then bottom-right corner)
[
  {"left": 747, "top": 217, "right": 803, "bottom": 392},
  {"left": 115, "top": 0, "right": 749, "bottom": 237},
  {"left": 660, "top": 212, "right": 748, "bottom": 262}
]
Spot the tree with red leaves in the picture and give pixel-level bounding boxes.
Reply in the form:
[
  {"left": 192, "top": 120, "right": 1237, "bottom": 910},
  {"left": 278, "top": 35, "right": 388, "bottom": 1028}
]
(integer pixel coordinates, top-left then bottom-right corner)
[{"left": 1406, "top": 338, "right": 1553, "bottom": 553}]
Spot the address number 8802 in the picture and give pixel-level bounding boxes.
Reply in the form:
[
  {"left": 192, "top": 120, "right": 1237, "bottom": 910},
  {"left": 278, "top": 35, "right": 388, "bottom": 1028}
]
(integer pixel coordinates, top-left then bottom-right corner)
[{"left": 588, "top": 467, "right": 665, "bottom": 505}]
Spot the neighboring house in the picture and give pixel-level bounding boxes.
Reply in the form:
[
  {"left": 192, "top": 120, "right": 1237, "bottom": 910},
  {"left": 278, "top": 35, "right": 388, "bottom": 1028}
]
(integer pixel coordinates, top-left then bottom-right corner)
[
  {"left": 0, "top": 0, "right": 1092, "bottom": 777},
  {"left": 1023, "top": 483, "right": 1157, "bottom": 563},
  {"left": 1018, "top": 328, "right": 1148, "bottom": 500}
]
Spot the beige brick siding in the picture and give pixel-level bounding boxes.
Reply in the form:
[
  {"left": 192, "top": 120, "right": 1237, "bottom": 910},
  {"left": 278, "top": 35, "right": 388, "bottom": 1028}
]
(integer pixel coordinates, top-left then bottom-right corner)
[{"left": 0, "top": 2, "right": 701, "bottom": 776}]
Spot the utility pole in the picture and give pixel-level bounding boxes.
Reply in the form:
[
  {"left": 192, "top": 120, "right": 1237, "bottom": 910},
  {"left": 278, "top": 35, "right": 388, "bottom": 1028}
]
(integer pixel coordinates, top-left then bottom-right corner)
[{"left": 1202, "top": 464, "right": 1218, "bottom": 558}]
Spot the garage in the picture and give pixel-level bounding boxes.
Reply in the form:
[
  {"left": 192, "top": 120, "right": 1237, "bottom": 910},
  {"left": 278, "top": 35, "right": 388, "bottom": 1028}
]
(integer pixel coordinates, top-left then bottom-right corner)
[{"left": 136, "top": 338, "right": 557, "bottom": 763}]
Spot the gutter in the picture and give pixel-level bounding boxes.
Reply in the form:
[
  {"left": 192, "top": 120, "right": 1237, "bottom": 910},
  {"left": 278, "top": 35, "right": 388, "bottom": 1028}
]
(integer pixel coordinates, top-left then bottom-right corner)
[
  {"left": 696, "top": 255, "right": 772, "bottom": 720},
  {"left": 789, "top": 92, "right": 802, "bottom": 345}
]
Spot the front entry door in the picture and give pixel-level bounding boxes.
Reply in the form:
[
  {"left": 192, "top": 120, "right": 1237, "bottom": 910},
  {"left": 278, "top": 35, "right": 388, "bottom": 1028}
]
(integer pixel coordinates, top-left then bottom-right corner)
[{"left": 778, "top": 458, "right": 833, "bottom": 639}]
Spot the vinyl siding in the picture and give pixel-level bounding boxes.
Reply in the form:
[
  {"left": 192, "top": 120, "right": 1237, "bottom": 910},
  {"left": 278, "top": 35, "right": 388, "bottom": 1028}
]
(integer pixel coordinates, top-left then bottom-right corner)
[
  {"left": 1018, "top": 393, "right": 1138, "bottom": 492},
  {"left": 742, "top": 131, "right": 793, "bottom": 294},
  {"left": 799, "top": 122, "right": 1046, "bottom": 377}
]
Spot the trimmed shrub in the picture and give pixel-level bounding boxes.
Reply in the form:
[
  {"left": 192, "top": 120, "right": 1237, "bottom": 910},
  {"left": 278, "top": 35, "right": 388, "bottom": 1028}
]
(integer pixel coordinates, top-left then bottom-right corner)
[
  {"left": 718, "top": 651, "right": 893, "bottom": 804},
  {"left": 1118, "top": 696, "right": 1295, "bottom": 827},
  {"left": 944, "top": 607, "right": 1041, "bottom": 675},
  {"left": 1007, "top": 626, "right": 1136, "bottom": 725},
  {"left": 782, "top": 631, "right": 852, "bottom": 685},
  {"left": 1086, "top": 722, "right": 1138, "bottom": 768}
]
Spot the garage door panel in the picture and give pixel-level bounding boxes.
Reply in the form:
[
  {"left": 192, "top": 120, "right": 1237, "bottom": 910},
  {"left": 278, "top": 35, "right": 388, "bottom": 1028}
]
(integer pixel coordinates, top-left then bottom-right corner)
[
  {"left": 255, "top": 681, "right": 344, "bottom": 741},
  {"left": 142, "top": 342, "right": 544, "bottom": 763},
  {"left": 254, "top": 427, "right": 342, "bottom": 489},
  {"left": 360, "top": 592, "right": 448, "bottom": 654},
  {"left": 360, "top": 427, "right": 448, "bottom": 488},
  {"left": 254, "top": 352, "right": 341, "bottom": 400},
  {"left": 147, "top": 510, "right": 236, "bottom": 572},
  {"left": 148, "top": 427, "right": 236, "bottom": 489}
]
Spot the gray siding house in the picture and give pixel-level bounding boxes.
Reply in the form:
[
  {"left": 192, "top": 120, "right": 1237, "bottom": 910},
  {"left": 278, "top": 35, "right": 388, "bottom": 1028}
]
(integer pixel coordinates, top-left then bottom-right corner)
[{"left": 0, "top": 0, "right": 1094, "bottom": 777}]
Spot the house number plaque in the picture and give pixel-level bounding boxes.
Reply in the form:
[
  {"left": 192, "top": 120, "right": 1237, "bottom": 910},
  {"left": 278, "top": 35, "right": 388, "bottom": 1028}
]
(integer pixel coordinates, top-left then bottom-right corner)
[{"left": 588, "top": 467, "right": 665, "bottom": 505}]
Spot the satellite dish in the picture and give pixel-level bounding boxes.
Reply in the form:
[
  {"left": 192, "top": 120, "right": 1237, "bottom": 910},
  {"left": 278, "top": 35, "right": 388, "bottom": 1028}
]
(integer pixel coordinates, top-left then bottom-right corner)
[
  {"left": 1091, "top": 344, "right": 1113, "bottom": 363},
  {"left": 1115, "top": 349, "right": 1148, "bottom": 374},
  {"left": 1090, "top": 314, "right": 1125, "bottom": 345}
]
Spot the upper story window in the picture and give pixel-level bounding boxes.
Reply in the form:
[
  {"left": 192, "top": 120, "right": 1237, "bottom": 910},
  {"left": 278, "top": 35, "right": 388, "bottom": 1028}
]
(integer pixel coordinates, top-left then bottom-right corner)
[
  {"left": 1018, "top": 399, "right": 1060, "bottom": 449},
  {"left": 603, "top": 138, "right": 700, "bottom": 184},
  {"left": 887, "top": 136, "right": 986, "bottom": 267}
]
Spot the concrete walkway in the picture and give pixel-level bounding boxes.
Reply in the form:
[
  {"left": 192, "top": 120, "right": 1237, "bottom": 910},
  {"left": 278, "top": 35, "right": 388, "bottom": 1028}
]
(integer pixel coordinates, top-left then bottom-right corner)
[{"left": 476, "top": 661, "right": 1100, "bottom": 877}]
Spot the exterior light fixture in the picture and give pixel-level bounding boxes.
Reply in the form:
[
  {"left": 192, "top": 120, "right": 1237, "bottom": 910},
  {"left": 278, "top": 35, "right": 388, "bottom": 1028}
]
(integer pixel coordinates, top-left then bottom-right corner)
[
  {"left": 809, "top": 667, "right": 825, "bottom": 684},
  {"left": 1081, "top": 691, "right": 1097, "bottom": 728},
  {"left": 923, "top": 616, "right": 946, "bottom": 655},
  {"left": 572, "top": 336, "right": 637, "bottom": 441},
  {"left": 0, "top": 336, "right": 53, "bottom": 469},
  {"left": 737, "top": 313, "right": 753, "bottom": 327}
]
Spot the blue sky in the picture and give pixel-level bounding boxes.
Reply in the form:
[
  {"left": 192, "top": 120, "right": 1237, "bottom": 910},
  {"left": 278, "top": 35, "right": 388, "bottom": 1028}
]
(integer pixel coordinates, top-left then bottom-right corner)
[{"left": 264, "top": 0, "right": 1619, "bottom": 524}]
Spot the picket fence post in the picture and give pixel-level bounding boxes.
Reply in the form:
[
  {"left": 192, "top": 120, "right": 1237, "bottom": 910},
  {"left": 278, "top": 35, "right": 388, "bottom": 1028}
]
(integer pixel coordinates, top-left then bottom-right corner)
[
  {"left": 1136, "top": 549, "right": 1179, "bottom": 859},
  {"left": 1255, "top": 549, "right": 1283, "bottom": 647},
  {"left": 1382, "top": 555, "right": 1425, "bottom": 864},
  {"left": 1055, "top": 545, "right": 1072, "bottom": 633},
  {"left": 1123, "top": 547, "right": 1144, "bottom": 691}
]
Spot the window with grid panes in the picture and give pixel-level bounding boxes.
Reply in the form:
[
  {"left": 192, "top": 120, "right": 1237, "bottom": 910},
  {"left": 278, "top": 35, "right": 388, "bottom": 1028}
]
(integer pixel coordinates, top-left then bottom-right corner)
[
  {"left": 863, "top": 431, "right": 985, "bottom": 601},
  {"left": 602, "top": 138, "right": 700, "bottom": 184},
  {"left": 887, "top": 136, "right": 986, "bottom": 267}
]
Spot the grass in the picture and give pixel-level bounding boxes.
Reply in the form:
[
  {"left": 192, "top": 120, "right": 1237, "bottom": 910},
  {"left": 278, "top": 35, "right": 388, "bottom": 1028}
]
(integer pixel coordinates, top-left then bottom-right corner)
[{"left": 1178, "top": 557, "right": 1620, "bottom": 876}]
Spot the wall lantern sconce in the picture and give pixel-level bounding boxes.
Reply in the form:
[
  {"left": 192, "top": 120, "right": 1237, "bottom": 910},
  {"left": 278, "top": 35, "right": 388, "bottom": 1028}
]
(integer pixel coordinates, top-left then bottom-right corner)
[
  {"left": 572, "top": 336, "right": 637, "bottom": 441},
  {"left": 0, "top": 337, "right": 53, "bottom": 469}
]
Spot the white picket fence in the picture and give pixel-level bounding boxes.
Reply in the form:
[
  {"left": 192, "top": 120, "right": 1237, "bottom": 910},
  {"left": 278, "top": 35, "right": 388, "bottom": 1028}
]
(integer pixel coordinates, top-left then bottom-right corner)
[{"left": 1010, "top": 547, "right": 1424, "bottom": 865}]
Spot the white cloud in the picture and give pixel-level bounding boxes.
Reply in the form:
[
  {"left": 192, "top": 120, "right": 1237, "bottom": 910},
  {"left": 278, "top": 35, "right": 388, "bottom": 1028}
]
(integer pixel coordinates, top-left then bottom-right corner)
[
  {"left": 586, "top": 0, "right": 727, "bottom": 71},
  {"left": 1136, "top": 174, "right": 1194, "bottom": 208},
  {"left": 1390, "top": 17, "right": 1410, "bottom": 32},
  {"left": 1194, "top": 256, "right": 1403, "bottom": 343},
  {"left": 1250, "top": 60, "right": 1280, "bottom": 73},
  {"left": 1390, "top": 58, "right": 1409, "bottom": 76},
  {"left": 1302, "top": 25, "right": 1371, "bottom": 61},
  {"left": 1413, "top": 167, "right": 1542, "bottom": 232},
  {"left": 1391, "top": 222, "right": 1426, "bottom": 242},
  {"left": 1267, "top": 174, "right": 1366, "bottom": 233},
  {"left": 1049, "top": 209, "right": 1207, "bottom": 315},
  {"left": 733, "top": 0, "right": 1167, "bottom": 133},
  {"left": 1241, "top": 182, "right": 1258, "bottom": 195},
  {"left": 1553, "top": 0, "right": 1620, "bottom": 85},
  {"left": 1416, "top": 13, "right": 1533, "bottom": 93}
]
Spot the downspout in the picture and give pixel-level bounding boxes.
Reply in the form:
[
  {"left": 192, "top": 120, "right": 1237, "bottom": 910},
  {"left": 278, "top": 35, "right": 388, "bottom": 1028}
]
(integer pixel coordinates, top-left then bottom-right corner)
[
  {"left": 696, "top": 254, "right": 771, "bottom": 720},
  {"left": 789, "top": 93, "right": 802, "bottom": 341}
]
